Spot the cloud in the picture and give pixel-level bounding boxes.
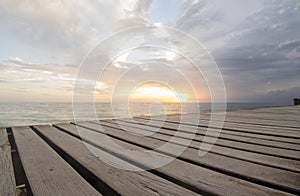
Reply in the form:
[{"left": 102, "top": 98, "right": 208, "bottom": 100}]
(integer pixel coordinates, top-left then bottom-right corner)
[
  {"left": 174, "top": 0, "right": 300, "bottom": 103},
  {"left": 2, "top": 56, "right": 78, "bottom": 75},
  {"left": 0, "top": 56, "right": 79, "bottom": 92},
  {"left": 0, "top": 1, "right": 155, "bottom": 102},
  {"left": 255, "top": 86, "right": 300, "bottom": 104},
  {"left": 278, "top": 40, "right": 300, "bottom": 50},
  {"left": 116, "top": 0, "right": 153, "bottom": 29},
  {"left": 176, "top": 0, "right": 221, "bottom": 36},
  {"left": 6, "top": 57, "right": 24, "bottom": 65},
  {"left": 1, "top": 0, "right": 299, "bottom": 103},
  {"left": 278, "top": 40, "right": 300, "bottom": 58},
  {"left": 0, "top": 0, "right": 154, "bottom": 54},
  {"left": 95, "top": 81, "right": 108, "bottom": 90}
]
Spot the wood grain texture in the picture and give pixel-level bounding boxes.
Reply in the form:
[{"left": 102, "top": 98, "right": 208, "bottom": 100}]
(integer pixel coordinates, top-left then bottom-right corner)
[
  {"left": 74, "top": 121, "right": 300, "bottom": 194},
  {"left": 100, "top": 120, "right": 300, "bottom": 172},
  {"left": 190, "top": 114, "right": 300, "bottom": 131},
  {"left": 136, "top": 116, "right": 300, "bottom": 144},
  {"left": 213, "top": 105, "right": 300, "bottom": 122},
  {"left": 120, "top": 118, "right": 300, "bottom": 150},
  {"left": 34, "top": 124, "right": 199, "bottom": 196},
  {"left": 12, "top": 126, "right": 101, "bottom": 196},
  {"left": 55, "top": 123, "right": 288, "bottom": 195},
  {"left": 201, "top": 113, "right": 300, "bottom": 129},
  {"left": 140, "top": 115, "right": 300, "bottom": 139},
  {"left": 0, "top": 129, "right": 16, "bottom": 196},
  {"left": 6, "top": 105, "right": 300, "bottom": 195}
]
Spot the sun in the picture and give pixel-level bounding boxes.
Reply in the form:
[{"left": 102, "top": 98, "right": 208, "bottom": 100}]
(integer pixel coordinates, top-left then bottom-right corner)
[{"left": 129, "top": 84, "right": 189, "bottom": 103}]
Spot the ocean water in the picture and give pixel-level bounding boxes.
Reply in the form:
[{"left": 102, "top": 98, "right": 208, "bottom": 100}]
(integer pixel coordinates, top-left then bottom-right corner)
[{"left": 0, "top": 102, "right": 281, "bottom": 128}]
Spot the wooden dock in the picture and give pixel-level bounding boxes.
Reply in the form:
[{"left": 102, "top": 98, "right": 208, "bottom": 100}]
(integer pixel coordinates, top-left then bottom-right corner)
[{"left": 1, "top": 105, "right": 299, "bottom": 195}]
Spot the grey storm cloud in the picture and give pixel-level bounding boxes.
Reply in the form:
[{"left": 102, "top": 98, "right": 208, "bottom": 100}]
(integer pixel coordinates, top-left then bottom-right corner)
[
  {"left": 256, "top": 87, "right": 300, "bottom": 104},
  {"left": 278, "top": 40, "right": 300, "bottom": 50},
  {"left": 1, "top": 0, "right": 299, "bottom": 103},
  {"left": 179, "top": 0, "right": 300, "bottom": 103}
]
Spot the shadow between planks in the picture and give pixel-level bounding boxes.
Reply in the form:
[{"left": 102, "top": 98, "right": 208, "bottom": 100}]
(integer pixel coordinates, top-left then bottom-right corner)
[{"left": 1, "top": 105, "right": 300, "bottom": 195}]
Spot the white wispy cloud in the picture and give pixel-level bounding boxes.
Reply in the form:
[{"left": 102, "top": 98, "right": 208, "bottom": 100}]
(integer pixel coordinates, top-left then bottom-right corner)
[
  {"left": 1, "top": 0, "right": 299, "bottom": 103},
  {"left": 0, "top": 0, "right": 154, "bottom": 54}
]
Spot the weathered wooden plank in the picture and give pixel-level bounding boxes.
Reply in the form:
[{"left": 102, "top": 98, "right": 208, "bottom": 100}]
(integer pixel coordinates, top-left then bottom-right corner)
[
  {"left": 34, "top": 124, "right": 199, "bottom": 196},
  {"left": 0, "top": 129, "right": 16, "bottom": 196},
  {"left": 228, "top": 105, "right": 300, "bottom": 113},
  {"left": 73, "top": 122, "right": 300, "bottom": 194},
  {"left": 126, "top": 118, "right": 300, "bottom": 154},
  {"left": 191, "top": 112, "right": 300, "bottom": 130},
  {"left": 195, "top": 118, "right": 299, "bottom": 134},
  {"left": 222, "top": 111, "right": 299, "bottom": 121},
  {"left": 217, "top": 112, "right": 300, "bottom": 123},
  {"left": 234, "top": 109, "right": 300, "bottom": 115},
  {"left": 233, "top": 107, "right": 300, "bottom": 115},
  {"left": 216, "top": 106, "right": 300, "bottom": 121},
  {"left": 220, "top": 116, "right": 300, "bottom": 130},
  {"left": 101, "top": 120, "right": 300, "bottom": 172},
  {"left": 149, "top": 105, "right": 300, "bottom": 122},
  {"left": 124, "top": 118, "right": 300, "bottom": 150},
  {"left": 207, "top": 113, "right": 300, "bottom": 128},
  {"left": 55, "top": 123, "right": 289, "bottom": 195},
  {"left": 154, "top": 116, "right": 300, "bottom": 139},
  {"left": 261, "top": 105, "right": 300, "bottom": 110},
  {"left": 12, "top": 126, "right": 101, "bottom": 196},
  {"left": 137, "top": 116, "right": 300, "bottom": 144}
]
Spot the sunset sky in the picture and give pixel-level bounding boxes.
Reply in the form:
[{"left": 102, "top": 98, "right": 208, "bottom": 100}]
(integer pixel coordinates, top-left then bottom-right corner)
[{"left": 0, "top": 0, "right": 299, "bottom": 103}]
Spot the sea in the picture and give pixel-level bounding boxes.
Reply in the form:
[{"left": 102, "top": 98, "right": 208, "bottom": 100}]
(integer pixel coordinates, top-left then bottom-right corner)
[{"left": 0, "top": 102, "right": 283, "bottom": 128}]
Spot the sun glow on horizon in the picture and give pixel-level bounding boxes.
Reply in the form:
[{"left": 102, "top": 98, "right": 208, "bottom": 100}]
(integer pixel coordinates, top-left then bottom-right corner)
[{"left": 129, "top": 84, "right": 189, "bottom": 103}]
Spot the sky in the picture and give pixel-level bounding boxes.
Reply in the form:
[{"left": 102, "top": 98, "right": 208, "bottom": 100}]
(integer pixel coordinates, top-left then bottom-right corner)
[{"left": 0, "top": 0, "right": 299, "bottom": 104}]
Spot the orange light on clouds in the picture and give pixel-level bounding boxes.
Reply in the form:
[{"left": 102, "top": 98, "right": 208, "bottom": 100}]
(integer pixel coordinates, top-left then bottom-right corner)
[{"left": 129, "top": 84, "right": 189, "bottom": 103}]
